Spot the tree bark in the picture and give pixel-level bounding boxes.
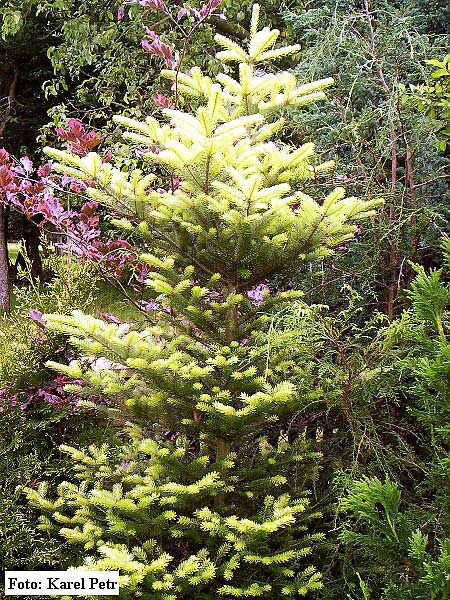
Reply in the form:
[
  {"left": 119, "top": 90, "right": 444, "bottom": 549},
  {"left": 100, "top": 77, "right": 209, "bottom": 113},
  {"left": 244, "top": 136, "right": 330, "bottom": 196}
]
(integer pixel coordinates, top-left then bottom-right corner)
[
  {"left": 23, "top": 218, "right": 43, "bottom": 278},
  {"left": 0, "top": 205, "right": 10, "bottom": 312},
  {"left": 0, "top": 66, "right": 19, "bottom": 137},
  {"left": 0, "top": 65, "right": 20, "bottom": 311},
  {"left": 386, "top": 125, "right": 399, "bottom": 322}
]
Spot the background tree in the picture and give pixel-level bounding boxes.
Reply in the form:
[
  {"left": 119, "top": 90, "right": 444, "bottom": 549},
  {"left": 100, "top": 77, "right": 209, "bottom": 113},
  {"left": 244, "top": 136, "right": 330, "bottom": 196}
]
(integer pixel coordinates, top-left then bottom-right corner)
[{"left": 283, "top": 0, "right": 449, "bottom": 317}]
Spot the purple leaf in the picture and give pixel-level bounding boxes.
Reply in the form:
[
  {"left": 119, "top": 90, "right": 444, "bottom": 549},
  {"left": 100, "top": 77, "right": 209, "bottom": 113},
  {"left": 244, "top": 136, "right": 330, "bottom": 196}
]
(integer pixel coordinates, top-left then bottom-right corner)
[
  {"left": 0, "top": 148, "right": 10, "bottom": 165},
  {"left": 20, "top": 156, "right": 33, "bottom": 173},
  {"left": 177, "top": 7, "right": 189, "bottom": 20},
  {"left": 28, "top": 309, "right": 46, "bottom": 329},
  {"left": 139, "top": 0, "right": 165, "bottom": 9}
]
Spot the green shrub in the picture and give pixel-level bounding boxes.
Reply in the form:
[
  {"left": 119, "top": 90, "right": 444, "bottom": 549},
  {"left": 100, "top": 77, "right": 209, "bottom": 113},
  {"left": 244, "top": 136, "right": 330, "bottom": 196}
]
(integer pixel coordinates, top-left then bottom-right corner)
[
  {"left": 0, "top": 254, "right": 122, "bottom": 575},
  {"left": 337, "top": 239, "right": 450, "bottom": 599},
  {"left": 0, "top": 402, "right": 118, "bottom": 572},
  {"left": 0, "top": 255, "right": 97, "bottom": 391}
]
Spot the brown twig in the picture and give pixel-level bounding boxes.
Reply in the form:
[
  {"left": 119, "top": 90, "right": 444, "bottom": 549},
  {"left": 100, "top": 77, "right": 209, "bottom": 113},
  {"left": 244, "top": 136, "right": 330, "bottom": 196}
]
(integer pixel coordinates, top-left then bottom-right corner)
[{"left": 0, "top": 66, "right": 19, "bottom": 137}]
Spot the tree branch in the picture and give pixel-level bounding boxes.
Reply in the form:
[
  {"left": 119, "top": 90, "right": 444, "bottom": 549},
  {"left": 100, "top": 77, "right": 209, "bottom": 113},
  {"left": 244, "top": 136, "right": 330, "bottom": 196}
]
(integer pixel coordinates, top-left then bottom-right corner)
[{"left": 0, "top": 66, "right": 19, "bottom": 138}]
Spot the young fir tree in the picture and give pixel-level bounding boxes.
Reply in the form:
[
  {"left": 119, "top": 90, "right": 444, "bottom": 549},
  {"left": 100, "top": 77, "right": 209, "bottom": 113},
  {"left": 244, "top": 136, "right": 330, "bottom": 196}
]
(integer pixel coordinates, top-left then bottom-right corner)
[{"left": 25, "top": 6, "right": 381, "bottom": 598}]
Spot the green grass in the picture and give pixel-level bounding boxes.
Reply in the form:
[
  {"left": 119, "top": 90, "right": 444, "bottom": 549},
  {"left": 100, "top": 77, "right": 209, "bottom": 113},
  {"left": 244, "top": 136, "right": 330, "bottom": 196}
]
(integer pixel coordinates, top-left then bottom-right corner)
[
  {"left": 92, "top": 282, "right": 146, "bottom": 323},
  {"left": 7, "top": 242, "right": 20, "bottom": 264}
]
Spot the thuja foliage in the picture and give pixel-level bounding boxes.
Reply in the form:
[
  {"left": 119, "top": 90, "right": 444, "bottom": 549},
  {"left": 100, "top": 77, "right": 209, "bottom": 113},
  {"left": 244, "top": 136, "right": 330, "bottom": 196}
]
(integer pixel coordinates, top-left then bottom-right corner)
[
  {"left": 25, "top": 6, "right": 380, "bottom": 597},
  {"left": 338, "top": 240, "right": 450, "bottom": 599}
]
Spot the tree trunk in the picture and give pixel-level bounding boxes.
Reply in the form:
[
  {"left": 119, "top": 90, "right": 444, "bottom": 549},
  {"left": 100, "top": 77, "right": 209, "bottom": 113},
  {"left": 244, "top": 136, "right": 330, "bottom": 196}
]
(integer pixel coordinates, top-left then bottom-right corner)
[
  {"left": 0, "top": 66, "right": 19, "bottom": 137},
  {"left": 23, "top": 219, "right": 43, "bottom": 278},
  {"left": 0, "top": 64, "right": 18, "bottom": 312},
  {"left": 0, "top": 205, "right": 10, "bottom": 312}
]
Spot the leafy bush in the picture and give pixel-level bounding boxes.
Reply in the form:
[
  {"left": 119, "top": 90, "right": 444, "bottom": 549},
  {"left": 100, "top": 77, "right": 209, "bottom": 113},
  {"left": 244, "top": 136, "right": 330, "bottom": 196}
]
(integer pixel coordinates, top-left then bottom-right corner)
[
  {"left": 408, "top": 54, "right": 450, "bottom": 152},
  {"left": 0, "top": 254, "right": 121, "bottom": 575},
  {"left": 0, "top": 254, "right": 97, "bottom": 391},
  {"left": 0, "top": 401, "right": 118, "bottom": 573}
]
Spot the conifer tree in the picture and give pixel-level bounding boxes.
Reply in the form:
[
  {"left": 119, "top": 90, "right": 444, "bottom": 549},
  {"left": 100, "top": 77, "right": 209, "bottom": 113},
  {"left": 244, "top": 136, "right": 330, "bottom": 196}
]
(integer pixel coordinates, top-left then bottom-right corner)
[{"left": 25, "top": 6, "right": 381, "bottom": 597}]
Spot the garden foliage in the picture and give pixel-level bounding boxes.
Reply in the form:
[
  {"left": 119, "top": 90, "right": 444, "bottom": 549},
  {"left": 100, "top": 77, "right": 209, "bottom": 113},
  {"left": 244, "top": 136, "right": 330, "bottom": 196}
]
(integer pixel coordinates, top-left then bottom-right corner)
[
  {"left": 0, "top": 256, "right": 117, "bottom": 574},
  {"left": 339, "top": 240, "right": 450, "bottom": 599},
  {"left": 0, "top": 1, "right": 448, "bottom": 599}
]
